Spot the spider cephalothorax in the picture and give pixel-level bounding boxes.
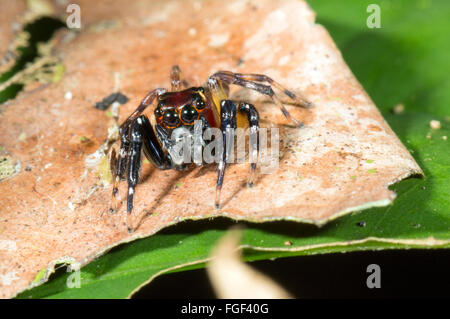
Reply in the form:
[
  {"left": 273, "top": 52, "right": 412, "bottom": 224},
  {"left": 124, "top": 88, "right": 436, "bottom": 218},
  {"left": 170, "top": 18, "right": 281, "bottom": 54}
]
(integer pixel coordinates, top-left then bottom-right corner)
[
  {"left": 154, "top": 87, "right": 211, "bottom": 129},
  {"left": 110, "top": 65, "right": 312, "bottom": 232}
]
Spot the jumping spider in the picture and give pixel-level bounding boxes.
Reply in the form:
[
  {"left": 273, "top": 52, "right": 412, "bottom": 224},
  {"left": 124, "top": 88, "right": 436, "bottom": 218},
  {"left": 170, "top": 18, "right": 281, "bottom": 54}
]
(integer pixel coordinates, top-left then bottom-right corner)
[{"left": 110, "top": 65, "right": 312, "bottom": 232}]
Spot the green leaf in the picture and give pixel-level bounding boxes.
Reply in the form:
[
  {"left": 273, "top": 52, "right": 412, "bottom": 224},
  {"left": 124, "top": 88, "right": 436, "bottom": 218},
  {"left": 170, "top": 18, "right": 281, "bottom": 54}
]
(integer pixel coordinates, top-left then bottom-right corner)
[{"left": 17, "top": 0, "right": 450, "bottom": 298}]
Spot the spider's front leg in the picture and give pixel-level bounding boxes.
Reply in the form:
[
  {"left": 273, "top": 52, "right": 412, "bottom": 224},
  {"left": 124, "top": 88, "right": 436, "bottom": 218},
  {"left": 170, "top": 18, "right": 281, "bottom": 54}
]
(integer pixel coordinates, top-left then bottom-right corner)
[
  {"left": 110, "top": 88, "right": 165, "bottom": 214},
  {"left": 123, "top": 88, "right": 166, "bottom": 127},
  {"left": 111, "top": 115, "right": 173, "bottom": 233},
  {"left": 215, "top": 100, "right": 237, "bottom": 209},
  {"left": 110, "top": 124, "right": 131, "bottom": 213}
]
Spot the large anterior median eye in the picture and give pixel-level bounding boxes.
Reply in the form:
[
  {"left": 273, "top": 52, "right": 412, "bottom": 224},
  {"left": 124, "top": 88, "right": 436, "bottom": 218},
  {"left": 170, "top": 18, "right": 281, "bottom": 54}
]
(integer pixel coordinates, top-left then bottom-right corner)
[
  {"left": 163, "top": 109, "right": 180, "bottom": 127},
  {"left": 181, "top": 105, "right": 198, "bottom": 124}
]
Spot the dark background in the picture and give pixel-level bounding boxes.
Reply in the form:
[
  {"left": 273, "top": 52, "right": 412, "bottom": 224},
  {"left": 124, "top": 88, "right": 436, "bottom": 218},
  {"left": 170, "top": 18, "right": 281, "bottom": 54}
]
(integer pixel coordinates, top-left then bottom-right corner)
[
  {"left": 133, "top": 219, "right": 449, "bottom": 299},
  {"left": 135, "top": 249, "right": 450, "bottom": 298}
]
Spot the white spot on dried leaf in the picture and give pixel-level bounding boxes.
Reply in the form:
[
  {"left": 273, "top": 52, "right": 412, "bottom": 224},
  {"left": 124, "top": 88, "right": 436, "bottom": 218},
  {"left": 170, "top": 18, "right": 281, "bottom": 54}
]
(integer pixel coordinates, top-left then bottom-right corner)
[
  {"left": 0, "top": 240, "right": 17, "bottom": 252},
  {"left": 209, "top": 33, "right": 230, "bottom": 47},
  {"left": 0, "top": 270, "right": 19, "bottom": 286}
]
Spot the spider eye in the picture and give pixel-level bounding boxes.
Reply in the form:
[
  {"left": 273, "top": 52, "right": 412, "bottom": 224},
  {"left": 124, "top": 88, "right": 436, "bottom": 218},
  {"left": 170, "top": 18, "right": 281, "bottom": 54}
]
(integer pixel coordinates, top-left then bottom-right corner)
[
  {"left": 193, "top": 94, "right": 206, "bottom": 109},
  {"left": 163, "top": 109, "right": 180, "bottom": 127},
  {"left": 154, "top": 106, "right": 163, "bottom": 118},
  {"left": 181, "top": 105, "right": 198, "bottom": 124}
]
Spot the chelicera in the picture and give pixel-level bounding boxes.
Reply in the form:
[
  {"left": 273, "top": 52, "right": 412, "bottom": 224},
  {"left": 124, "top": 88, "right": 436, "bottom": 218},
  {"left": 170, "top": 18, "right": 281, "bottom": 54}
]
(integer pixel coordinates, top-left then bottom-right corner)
[{"left": 110, "top": 65, "right": 312, "bottom": 232}]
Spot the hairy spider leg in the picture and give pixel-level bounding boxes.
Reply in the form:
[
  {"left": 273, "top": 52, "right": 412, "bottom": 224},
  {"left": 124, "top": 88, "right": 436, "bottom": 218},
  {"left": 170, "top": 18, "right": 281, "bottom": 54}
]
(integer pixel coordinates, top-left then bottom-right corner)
[
  {"left": 223, "top": 72, "right": 312, "bottom": 108},
  {"left": 170, "top": 65, "right": 190, "bottom": 91},
  {"left": 215, "top": 100, "right": 237, "bottom": 209},
  {"left": 125, "top": 115, "right": 173, "bottom": 232},
  {"left": 209, "top": 71, "right": 312, "bottom": 127},
  {"left": 208, "top": 78, "right": 261, "bottom": 191},
  {"left": 237, "top": 102, "right": 260, "bottom": 187},
  {"left": 124, "top": 88, "right": 167, "bottom": 126},
  {"left": 109, "top": 148, "right": 118, "bottom": 211},
  {"left": 110, "top": 124, "right": 131, "bottom": 213},
  {"left": 110, "top": 88, "right": 166, "bottom": 214},
  {"left": 126, "top": 118, "right": 143, "bottom": 232}
]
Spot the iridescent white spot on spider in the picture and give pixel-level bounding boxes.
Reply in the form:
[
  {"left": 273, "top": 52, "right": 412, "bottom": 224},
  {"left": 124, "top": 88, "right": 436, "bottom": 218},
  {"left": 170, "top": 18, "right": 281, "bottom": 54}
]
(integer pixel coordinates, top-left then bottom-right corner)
[{"left": 208, "top": 78, "right": 218, "bottom": 88}]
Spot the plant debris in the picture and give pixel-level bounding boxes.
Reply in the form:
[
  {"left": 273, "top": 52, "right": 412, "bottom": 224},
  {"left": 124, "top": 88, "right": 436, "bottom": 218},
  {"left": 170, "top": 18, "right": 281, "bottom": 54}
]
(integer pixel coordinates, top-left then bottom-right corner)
[
  {"left": 393, "top": 103, "right": 405, "bottom": 114},
  {"left": 430, "top": 120, "right": 441, "bottom": 130},
  {"left": 207, "top": 228, "right": 292, "bottom": 298},
  {"left": 94, "top": 92, "right": 129, "bottom": 110}
]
